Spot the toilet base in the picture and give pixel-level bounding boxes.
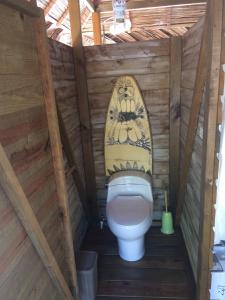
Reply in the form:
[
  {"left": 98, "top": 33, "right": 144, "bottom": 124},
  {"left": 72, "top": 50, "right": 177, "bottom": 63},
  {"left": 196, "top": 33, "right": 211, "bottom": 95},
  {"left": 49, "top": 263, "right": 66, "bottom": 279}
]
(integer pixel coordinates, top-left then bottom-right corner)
[{"left": 117, "top": 237, "right": 145, "bottom": 261}]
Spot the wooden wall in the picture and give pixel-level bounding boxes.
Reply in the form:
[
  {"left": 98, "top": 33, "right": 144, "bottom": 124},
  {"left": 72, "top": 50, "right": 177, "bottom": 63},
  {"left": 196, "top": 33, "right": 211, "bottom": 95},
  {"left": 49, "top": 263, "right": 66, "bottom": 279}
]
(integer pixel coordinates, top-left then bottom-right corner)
[
  {"left": 84, "top": 40, "right": 170, "bottom": 221},
  {"left": 49, "top": 39, "right": 87, "bottom": 248},
  {"left": 180, "top": 17, "right": 205, "bottom": 281},
  {"left": 0, "top": 5, "right": 73, "bottom": 299}
]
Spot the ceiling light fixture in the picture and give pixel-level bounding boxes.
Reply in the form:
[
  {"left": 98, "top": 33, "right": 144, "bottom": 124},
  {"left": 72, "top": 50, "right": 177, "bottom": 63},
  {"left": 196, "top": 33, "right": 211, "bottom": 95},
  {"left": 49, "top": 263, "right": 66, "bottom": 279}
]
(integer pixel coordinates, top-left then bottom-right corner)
[{"left": 110, "top": 0, "right": 131, "bottom": 35}]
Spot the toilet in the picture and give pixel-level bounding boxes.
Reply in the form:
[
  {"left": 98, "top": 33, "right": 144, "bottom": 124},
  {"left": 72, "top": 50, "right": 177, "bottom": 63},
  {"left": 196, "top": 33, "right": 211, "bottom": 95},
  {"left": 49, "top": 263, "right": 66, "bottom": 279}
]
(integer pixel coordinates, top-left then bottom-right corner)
[
  {"left": 106, "top": 171, "right": 153, "bottom": 261},
  {"left": 104, "top": 76, "right": 154, "bottom": 261}
]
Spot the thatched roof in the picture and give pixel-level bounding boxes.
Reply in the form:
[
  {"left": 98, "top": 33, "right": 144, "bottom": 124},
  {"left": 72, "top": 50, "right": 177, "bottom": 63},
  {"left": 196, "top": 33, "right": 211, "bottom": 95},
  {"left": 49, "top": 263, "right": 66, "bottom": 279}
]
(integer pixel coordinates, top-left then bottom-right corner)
[{"left": 36, "top": 0, "right": 206, "bottom": 46}]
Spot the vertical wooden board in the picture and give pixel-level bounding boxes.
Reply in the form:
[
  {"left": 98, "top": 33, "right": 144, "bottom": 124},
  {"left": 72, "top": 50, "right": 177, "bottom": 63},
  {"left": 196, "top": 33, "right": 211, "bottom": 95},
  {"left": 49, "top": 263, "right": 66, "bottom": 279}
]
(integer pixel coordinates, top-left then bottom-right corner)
[
  {"left": 84, "top": 39, "right": 170, "bottom": 62},
  {"left": 49, "top": 38, "right": 88, "bottom": 245},
  {"left": 176, "top": 16, "right": 210, "bottom": 223},
  {"left": 169, "top": 37, "right": 181, "bottom": 211},
  {"left": 92, "top": 12, "right": 102, "bottom": 46},
  {"left": 179, "top": 16, "right": 206, "bottom": 282},
  {"left": 197, "top": 1, "right": 223, "bottom": 299},
  {"left": 34, "top": 10, "right": 78, "bottom": 298},
  {"left": 69, "top": 0, "right": 97, "bottom": 218},
  {"left": 57, "top": 105, "right": 89, "bottom": 218}
]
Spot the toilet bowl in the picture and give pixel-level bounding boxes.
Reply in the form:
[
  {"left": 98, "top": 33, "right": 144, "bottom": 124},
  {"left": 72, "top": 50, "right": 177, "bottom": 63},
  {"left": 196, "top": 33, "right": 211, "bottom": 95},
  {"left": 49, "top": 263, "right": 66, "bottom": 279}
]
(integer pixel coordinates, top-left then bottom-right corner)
[{"left": 106, "top": 171, "right": 153, "bottom": 261}]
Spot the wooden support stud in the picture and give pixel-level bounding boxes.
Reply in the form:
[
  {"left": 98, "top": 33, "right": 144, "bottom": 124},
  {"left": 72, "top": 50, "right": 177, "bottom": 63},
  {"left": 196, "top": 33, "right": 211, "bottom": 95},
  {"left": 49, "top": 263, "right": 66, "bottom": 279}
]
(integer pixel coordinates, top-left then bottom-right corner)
[
  {"left": 169, "top": 36, "right": 181, "bottom": 213},
  {"left": 92, "top": 11, "right": 102, "bottom": 45}
]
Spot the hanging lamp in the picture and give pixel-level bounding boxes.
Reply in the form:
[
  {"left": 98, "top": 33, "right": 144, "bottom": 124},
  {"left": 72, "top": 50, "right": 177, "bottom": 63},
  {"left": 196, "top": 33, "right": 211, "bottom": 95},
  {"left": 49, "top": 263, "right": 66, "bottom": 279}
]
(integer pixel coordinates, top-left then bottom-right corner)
[{"left": 110, "top": 0, "right": 131, "bottom": 34}]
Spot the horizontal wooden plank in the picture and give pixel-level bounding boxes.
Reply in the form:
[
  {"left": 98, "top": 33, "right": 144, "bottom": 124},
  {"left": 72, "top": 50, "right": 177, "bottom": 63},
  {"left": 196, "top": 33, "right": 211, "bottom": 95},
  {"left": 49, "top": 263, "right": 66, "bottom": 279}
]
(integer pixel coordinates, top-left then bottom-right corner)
[
  {"left": 88, "top": 89, "right": 169, "bottom": 109},
  {"left": 99, "top": 266, "right": 189, "bottom": 284},
  {"left": 98, "top": 0, "right": 206, "bottom": 12},
  {"left": 86, "top": 56, "right": 170, "bottom": 78},
  {"left": 0, "top": 75, "right": 43, "bottom": 115},
  {"left": 88, "top": 74, "right": 170, "bottom": 94},
  {"left": 99, "top": 254, "right": 187, "bottom": 270},
  {"left": 97, "top": 277, "right": 192, "bottom": 299},
  {"left": 85, "top": 40, "right": 170, "bottom": 62}
]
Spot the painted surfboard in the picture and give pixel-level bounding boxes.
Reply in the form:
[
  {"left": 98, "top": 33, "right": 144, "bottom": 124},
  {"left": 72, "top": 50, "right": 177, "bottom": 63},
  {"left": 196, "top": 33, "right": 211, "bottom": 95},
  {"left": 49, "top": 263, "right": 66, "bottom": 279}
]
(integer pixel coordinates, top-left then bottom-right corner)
[{"left": 104, "top": 76, "right": 152, "bottom": 176}]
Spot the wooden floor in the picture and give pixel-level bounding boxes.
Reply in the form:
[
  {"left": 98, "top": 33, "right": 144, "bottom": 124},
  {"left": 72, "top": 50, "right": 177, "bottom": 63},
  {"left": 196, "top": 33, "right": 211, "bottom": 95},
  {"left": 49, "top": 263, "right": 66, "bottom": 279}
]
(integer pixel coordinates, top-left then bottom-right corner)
[{"left": 81, "top": 226, "right": 196, "bottom": 300}]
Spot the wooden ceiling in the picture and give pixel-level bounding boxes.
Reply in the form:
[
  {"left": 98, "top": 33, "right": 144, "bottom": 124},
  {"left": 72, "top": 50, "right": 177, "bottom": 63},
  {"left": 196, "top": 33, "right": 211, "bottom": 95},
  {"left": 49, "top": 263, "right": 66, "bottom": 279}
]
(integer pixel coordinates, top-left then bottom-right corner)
[{"left": 36, "top": 0, "right": 206, "bottom": 46}]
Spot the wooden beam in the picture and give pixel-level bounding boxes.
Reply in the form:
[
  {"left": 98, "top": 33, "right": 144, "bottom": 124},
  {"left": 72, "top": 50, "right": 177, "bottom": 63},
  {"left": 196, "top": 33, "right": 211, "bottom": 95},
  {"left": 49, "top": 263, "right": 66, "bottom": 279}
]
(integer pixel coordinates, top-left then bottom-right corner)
[
  {"left": 92, "top": 11, "right": 102, "bottom": 45},
  {"left": 83, "top": 23, "right": 203, "bottom": 35},
  {"left": 1, "top": 0, "right": 40, "bottom": 17},
  {"left": 197, "top": 1, "right": 223, "bottom": 299},
  {"left": 82, "top": 11, "right": 92, "bottom": 29},
  {"left": 56, "top": 105, "right": 90, "bottom": 220},
  {"left": 68, "top": 0, "right": 98, "bottom": 218},
  {"left": 56, "top": 7, "right": 69, "bottom": 26},
  {"left": 84, "top": 0, "right": 94, "bottom": 12},
  {"left": 169, "top": 36, "right": 181, "bottom": 213},
  {"left": 97, "top": 0, "right": 206, "bottom": 12},
  {"left": 44, "top": 0, "right": 57, "bottom": 16},
  {"left": 176, "top": 14, "right": 210, "bottom": 223},
  {"left": 45, "top": 14, "right": 70, "bottom": 32},
  {"left": 33, "top": 10, "right": 79, "bottom": 299},
  {"left": 0, "top": 144, "right": 73, "bottom": 300}
]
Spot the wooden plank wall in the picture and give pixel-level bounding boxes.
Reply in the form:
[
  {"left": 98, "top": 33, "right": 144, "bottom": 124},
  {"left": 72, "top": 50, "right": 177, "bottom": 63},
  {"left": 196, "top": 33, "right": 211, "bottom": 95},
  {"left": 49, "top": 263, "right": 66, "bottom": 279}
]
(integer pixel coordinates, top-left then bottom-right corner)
[
  {"left": 180, "top": 17, "right": 205, "bottom": 281},
  {"left": 84, "top": 40, "right": 170, "bottom": 221},
  {"left": 49, "top": 39, "right": 87, "bottom": 248},
  {"left": 0, "top": 5, "right": 68, "bottom": 299}
]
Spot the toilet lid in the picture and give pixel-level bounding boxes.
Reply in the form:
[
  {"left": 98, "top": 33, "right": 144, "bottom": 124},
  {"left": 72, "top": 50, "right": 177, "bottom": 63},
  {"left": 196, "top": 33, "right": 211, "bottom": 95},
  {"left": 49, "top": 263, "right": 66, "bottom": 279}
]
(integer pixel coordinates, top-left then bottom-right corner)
[{"left": 107, "top": 195, "right": 151, "bottom": 226}]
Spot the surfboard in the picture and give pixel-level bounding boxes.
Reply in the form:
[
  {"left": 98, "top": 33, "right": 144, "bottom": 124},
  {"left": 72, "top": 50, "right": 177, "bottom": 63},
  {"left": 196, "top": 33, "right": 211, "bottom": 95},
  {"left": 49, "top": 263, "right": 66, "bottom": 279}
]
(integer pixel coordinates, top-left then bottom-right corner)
[{"left": 104, "top": 76, "right": 152, "bottom": 176}]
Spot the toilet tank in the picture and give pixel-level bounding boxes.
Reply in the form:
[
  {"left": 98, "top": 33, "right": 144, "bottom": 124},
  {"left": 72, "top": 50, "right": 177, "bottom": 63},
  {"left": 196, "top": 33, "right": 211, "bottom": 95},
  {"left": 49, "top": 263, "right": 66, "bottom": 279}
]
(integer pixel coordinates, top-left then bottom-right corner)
[{"left": 107, "top": 171, "right": 153, "bottom": 203}]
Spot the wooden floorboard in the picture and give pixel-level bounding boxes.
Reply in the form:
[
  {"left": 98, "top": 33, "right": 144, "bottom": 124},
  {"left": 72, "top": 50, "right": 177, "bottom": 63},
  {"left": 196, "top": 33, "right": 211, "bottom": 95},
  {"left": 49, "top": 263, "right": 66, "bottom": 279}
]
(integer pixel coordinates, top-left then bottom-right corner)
[{"left": 81, "top": 226, "right": 195, "bottom": 299}]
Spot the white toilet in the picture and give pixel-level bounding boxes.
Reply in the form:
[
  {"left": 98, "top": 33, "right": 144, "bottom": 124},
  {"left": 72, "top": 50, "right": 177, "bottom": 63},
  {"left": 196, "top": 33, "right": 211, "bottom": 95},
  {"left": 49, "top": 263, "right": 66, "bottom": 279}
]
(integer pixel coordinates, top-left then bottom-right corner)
[
  {"left": 104, "top": 76, "right": 154, "bottom": 261},
  {"left": 106, "top": 171, "right": 153, "bottom": 261}
]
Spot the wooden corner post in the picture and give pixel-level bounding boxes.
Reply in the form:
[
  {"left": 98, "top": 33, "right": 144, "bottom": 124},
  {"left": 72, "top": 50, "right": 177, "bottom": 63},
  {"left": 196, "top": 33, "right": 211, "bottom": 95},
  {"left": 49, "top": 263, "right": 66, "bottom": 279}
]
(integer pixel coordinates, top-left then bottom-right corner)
[
  {"left": 34, "top": 10, "right": 79, "bottom": 299},
  {"left": 68, "top": 0, "right": 98, "bottom": 218},
  {"left": 169, "top": 36, "right": 181, "bottom": 213},
  {"left": 197, "top": 1, "right": 223, "bottom": 299}
]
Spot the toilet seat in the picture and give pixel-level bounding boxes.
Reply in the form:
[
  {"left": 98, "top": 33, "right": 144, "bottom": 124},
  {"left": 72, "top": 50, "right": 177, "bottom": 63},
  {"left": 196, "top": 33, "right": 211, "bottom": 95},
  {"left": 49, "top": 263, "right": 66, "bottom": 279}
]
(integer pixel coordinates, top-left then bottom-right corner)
[{"left": 106, "top": 195, "right": 152, "bottom": 227}]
